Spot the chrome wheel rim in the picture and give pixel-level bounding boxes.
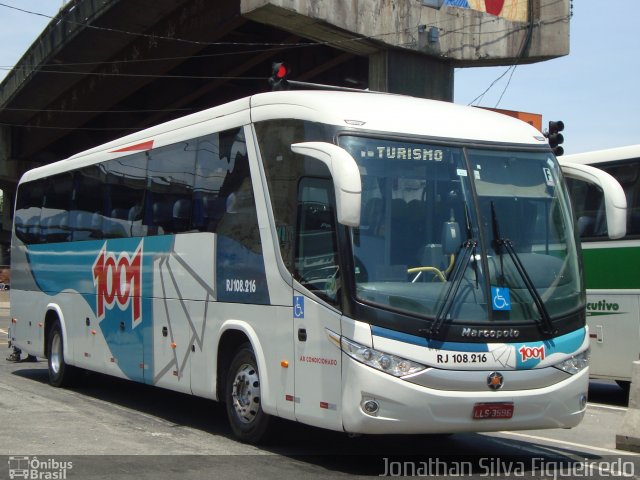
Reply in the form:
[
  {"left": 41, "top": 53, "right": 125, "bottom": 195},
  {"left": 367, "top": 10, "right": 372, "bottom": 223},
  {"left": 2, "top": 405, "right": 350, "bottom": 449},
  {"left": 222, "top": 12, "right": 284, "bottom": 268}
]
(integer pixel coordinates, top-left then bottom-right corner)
[
  {"left": 50, "top": 332, "right": 61, "bottom": 375},
  {"left": 231, "top": 363, "right": 261, "bottom": 424}
]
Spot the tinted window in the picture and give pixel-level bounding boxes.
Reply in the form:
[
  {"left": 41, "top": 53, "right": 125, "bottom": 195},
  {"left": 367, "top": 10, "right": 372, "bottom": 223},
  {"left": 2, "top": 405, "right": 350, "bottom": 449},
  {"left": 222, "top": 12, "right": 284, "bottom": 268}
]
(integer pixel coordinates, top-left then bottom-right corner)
[
  {"left": 147, "top": 141, "right": 196, "bottom": 235},
  {"left": 567, "top": 159, "right": 640, "bottom": 240},
  {"left": 566, "top": 177, "right": 607, "bottom": 239},
  {"left": 40, "top": 173, "right": 73, "bottom": 243},
  {"left": 600, "top": 161, "right": 640, "bottom": 237},
  {"left": 14, "top": 127, "right": 260, "bottom": 247},
  {"left": 70, "top": 166, "right": 106, "bottom": 241},
  {"left": 255, "top": 119, "right": 333, "bottom": 271},
  {"left": 295, "top": 178, "right": 339, "bottom": 304},
  {"left": 103, "top": 153, "right": 147, "bottom": 238},
  {"left": 193, "top": 133, "right": 234, "bottom": 232},
  {"left": 15, "top": 179, "right": 46, "bottom": 244},
  {"left": 211, "top": 128, "right": 261, "bottom": 254}
]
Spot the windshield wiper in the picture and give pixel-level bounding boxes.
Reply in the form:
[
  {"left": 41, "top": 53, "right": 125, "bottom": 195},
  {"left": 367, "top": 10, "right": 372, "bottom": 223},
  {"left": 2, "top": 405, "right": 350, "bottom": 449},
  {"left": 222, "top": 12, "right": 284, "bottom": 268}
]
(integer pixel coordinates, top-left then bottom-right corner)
[
  {"left": 426, "top": 238, "right": 477, "bottom": 336},
  {"left": 490, "top": 202, "right": 557, "bottom": 336}
]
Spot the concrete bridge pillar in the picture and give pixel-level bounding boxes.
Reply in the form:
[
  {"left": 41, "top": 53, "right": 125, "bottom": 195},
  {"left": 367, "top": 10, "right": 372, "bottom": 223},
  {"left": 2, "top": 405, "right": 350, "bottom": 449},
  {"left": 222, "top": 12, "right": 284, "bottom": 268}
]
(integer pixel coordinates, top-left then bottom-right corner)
[
  {"left": 0, "top": 126, "right": 19, "bottom": 263},
  {"left": 369, "top": 49, "right": 453, "bottom": 101}
]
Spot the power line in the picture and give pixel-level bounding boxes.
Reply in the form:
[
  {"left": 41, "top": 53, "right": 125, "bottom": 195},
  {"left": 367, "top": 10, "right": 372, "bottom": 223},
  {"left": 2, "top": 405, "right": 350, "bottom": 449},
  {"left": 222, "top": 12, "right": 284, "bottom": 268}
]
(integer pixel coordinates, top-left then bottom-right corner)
[
  {"left": 0, "top": 0, "right": 569, "bottom": 90},
  {"left": 465, "top": 3, "right": 569, "bottom": 107},
  {"left": 491, "top": 0, "right": 534, "bottom": 108},
  {"left": 0, "top": 45, "right": 313, "bottom": 71},
  {"left": 0, "top": 0, "right": 573, "bottom": 115},
  {"left": 0, "top": 2, "right": 308, "bottom": 48},
  {"left": 0, "top": 121, "right": 140, "bottom": 131},
  {"left": 494, "top": 65, "right": 518, "bottom": 107},
  {"left": 467, "top": 65, "right": 515, "bottom": 106},
  {"left": 0, "top": 1, "right": 413, "bottom": 51},
  {"left": 0, "top": 0, "right": 544, "bottom": 72},
  {"left": 0, "top": 106, "right": 196, "bottom": 114},
  {"left": 0, "top": 67, "right": 263, "bottom": 81}
]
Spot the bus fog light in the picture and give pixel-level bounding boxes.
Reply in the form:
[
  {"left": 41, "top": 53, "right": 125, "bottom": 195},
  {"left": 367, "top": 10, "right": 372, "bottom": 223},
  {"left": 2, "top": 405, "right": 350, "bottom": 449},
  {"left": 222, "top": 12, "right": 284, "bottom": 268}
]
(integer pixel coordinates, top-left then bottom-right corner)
[
  {"left": 362, "top": 400, "right": 380, "bottom": 416},
  {"left": 579, "top": 394, "right": 588, "bottom": 410}
]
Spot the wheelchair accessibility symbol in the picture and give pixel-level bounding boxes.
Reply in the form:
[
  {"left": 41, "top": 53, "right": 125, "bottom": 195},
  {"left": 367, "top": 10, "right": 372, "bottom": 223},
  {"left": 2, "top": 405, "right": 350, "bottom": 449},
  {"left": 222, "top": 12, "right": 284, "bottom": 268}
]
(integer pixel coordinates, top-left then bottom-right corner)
[
  {"left": 491, "top": 287, "right": 511, "bottom": 311},
  {"left": 294, "top": 295, "right": 305, "bottom": 318}
]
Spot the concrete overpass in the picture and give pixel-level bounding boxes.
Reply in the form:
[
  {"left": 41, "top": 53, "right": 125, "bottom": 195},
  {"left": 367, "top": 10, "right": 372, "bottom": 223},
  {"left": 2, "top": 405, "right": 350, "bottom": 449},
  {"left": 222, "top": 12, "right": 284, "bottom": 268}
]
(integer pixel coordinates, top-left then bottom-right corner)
[{"left": 0, "top": 0, "right": 570, "bottom": 260}]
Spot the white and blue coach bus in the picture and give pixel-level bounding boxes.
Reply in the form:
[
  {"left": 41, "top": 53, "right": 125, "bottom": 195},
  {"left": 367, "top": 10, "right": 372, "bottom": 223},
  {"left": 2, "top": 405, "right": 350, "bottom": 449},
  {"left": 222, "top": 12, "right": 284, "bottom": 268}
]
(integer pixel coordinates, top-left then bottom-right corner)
[{"left": 9, "top": 90, "right": 624, "bottom": 443}]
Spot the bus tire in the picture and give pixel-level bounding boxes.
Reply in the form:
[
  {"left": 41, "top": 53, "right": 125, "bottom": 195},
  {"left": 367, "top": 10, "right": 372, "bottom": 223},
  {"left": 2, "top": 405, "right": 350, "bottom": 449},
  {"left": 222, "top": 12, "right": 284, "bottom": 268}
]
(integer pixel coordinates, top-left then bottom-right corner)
[
  {"left": 47, "top": 321, "right": 76, "bottom": 387},
  {"left": 225, "top": 343, "right": 270, "bottom": 443}
]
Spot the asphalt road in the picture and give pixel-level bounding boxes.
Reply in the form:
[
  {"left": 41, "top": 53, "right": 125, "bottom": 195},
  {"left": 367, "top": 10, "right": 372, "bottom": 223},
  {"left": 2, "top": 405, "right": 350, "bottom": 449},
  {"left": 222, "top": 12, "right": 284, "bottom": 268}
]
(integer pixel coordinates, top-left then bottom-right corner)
[{"left": 1, "top": 300, "right": 638, "bottom": 479}]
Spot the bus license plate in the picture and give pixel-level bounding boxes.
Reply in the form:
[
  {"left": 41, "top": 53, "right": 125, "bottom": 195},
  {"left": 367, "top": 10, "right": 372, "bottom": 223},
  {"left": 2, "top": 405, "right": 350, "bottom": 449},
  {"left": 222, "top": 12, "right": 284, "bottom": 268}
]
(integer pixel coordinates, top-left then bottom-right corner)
[{"left": 472, "top": 402, "right": 514, "bottom": 420}]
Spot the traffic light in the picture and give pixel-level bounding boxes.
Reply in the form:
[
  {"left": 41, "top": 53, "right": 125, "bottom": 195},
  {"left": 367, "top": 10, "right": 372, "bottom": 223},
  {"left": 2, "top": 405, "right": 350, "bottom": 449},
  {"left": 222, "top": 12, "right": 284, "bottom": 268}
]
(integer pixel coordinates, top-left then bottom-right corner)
[
  {"left": 269, "top": 62, "right": 290, "bottom": 91},
  {"left": 545, "top": 120, "right": 565, "bottom": 156}
]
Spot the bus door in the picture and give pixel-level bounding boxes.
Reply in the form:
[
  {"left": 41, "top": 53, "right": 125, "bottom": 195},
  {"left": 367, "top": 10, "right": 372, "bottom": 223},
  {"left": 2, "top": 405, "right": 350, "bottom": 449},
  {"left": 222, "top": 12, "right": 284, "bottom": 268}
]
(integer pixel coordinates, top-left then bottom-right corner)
[
  {"left": 292, "top": 177, "right": 343, "bottom": 431},
  {"left": 149, "top": 274, "right": 194, "bottom": 394}
]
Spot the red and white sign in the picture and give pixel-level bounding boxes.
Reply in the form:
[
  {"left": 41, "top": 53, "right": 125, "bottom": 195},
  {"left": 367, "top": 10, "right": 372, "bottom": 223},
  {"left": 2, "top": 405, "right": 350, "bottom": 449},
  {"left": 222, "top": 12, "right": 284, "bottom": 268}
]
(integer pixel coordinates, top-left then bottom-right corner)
[
  {"left": 519, "top": 345, "right": 545, "bottom": 362},
  {"left": 92, "top": 242, "right": 143, "bottom": 328},
  {"left": 472, "top": 402, "right": 514, "bottom": 420}
]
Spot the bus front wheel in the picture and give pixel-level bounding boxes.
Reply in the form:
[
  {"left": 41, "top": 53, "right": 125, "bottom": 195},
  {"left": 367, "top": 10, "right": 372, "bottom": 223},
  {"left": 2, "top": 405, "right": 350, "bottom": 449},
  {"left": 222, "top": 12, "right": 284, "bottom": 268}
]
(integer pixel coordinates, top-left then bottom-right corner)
[
  {"left": 225, "top": 343, "right": 271, "bottom": 443},
  {"left": 47, "top": 321, "right": 76, "bottom": 387}
]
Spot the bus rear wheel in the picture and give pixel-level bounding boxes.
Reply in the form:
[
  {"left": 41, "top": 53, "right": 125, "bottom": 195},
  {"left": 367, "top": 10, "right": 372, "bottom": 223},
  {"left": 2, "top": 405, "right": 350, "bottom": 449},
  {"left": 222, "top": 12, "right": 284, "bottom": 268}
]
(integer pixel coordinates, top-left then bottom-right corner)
[
  {"left": 47, "top": 321, "right": 77, "bottom": 387},
  {"left": 225, "top": 343, "right": 271, "bottom": 443}
]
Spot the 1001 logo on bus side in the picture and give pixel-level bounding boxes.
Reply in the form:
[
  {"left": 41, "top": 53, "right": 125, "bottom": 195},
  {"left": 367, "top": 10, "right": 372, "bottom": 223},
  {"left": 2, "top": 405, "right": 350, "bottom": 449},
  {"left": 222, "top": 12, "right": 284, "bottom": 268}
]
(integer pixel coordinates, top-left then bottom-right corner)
[{"left": 92, "top": 242, "right": 143, "bottom": 328}]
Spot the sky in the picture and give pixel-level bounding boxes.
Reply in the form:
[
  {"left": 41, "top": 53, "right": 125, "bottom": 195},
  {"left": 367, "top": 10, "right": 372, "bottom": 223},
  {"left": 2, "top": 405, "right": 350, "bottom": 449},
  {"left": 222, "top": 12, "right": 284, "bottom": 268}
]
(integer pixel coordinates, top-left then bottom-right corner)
[
  {"left": 0, "top": 1, "right": 638, "bottom": 155},
  {"left": 454, "top": 1, "right": 640, "bottom": 154}
]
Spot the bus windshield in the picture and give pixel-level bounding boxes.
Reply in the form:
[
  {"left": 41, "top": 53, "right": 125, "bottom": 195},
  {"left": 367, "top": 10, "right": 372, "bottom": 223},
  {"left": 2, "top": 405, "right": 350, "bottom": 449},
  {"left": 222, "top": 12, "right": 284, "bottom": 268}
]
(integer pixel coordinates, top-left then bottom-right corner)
[{"left": 339, "top": 135, "right": 582, "bottom": 326}]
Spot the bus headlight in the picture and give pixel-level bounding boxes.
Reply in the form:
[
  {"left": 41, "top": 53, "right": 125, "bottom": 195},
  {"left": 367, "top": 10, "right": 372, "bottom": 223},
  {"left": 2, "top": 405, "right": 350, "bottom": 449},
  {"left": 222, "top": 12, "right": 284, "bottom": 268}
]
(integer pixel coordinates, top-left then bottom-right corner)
[
  {"left": 339, "top": 336, "right": 427, "bottom": 377},
  {"left": 554, "top": 349, "right": 589, "bottom": 375}
]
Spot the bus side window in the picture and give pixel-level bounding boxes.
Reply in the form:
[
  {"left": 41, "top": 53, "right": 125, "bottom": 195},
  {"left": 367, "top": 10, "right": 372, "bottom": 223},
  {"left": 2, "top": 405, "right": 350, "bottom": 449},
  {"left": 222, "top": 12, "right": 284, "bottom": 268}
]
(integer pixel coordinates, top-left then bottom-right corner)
[
  {"left": 255, "top": 118, "right": 334, "bottom": 273},
  {"left": 194, "top": 131, "right": 237, "bottom": 233},
  {"left": 40, "top": 173, "right": 73, "bottom": 243},
  {"left": 192, "top": 128, "right": 261, "bottom": 252},
  {"left": 15, "top": 179, "right": 46, "bottom": 244},
  {"left": 566, "top": 177, "right": 607, "bottom": 239},
  {"left": 70, "top": 166, "right": 105, "bottom": 241},
  {"left": 104, "top": 153, "right": 147, "bottom": 238},
  {"left": 213, "top": 128, "right": 262, "bottom": 254},
  {"left": 601, "top": 162, "right": 640, "bottom": 237},
  {"left": 295, "top": 177, "right": 340, "bottom": 305},
  {"left": 147, "top": 140, "right": 196, "bottom": 235}
]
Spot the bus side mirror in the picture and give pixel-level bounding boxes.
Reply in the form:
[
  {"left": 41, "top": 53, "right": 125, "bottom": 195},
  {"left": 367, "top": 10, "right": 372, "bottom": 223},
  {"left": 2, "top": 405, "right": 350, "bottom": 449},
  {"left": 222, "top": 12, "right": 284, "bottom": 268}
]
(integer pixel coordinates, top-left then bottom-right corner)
[
  {"left": 291, "top": 142, "right": 362, "bottom": 227},
  {"left": 559, "top": 160, "right": 627, "bottom": 239}
]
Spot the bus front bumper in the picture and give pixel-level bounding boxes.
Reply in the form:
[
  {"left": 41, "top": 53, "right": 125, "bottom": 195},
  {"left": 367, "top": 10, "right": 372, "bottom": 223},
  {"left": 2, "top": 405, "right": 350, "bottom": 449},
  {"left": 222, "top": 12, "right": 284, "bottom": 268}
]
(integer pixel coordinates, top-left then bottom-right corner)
[{"left": 341, "top": 356, "right": 588, "bottom": 435}]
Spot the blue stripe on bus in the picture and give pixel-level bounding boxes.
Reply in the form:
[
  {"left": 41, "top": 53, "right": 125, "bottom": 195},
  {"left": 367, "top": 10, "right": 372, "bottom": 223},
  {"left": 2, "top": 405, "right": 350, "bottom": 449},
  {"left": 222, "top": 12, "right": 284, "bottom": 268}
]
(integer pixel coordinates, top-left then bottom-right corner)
[
  {"left": 25, "top": 233, "right": 269, "bottom": 382},
  {"left": 513, "top": 328, "right": 586, "bottom": 369},
  {"left": 371, "top": 325, "right": 587, "bottom": 365},
  {"left": 26, "top": 236, "right": 174, "bottom": 382}
]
